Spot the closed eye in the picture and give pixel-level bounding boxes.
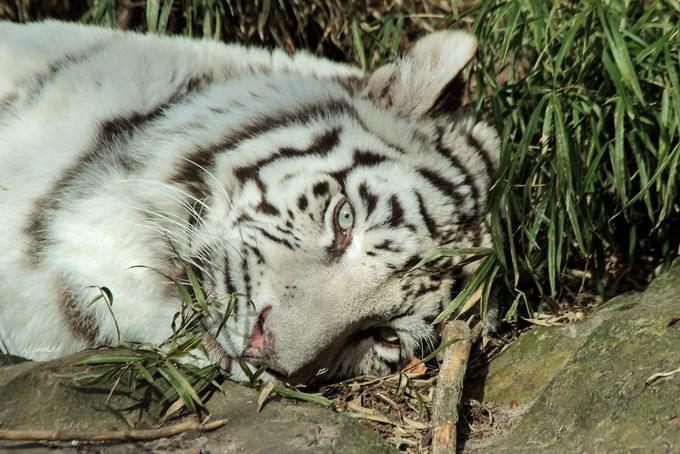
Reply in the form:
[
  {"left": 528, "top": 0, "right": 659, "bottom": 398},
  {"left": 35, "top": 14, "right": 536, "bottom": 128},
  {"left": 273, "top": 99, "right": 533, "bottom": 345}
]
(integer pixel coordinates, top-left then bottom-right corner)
[{"left": 374, "top": 327, "right": 401, "bottom": 349}]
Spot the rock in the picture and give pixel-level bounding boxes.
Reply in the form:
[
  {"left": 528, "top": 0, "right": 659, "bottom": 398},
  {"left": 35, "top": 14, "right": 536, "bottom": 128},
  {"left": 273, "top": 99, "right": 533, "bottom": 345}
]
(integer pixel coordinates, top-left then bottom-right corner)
[
  {"left": 4, "top": 262, "right": 679, "bottom": 453},
  {"left": 0, "top": 351, "right": 395, "bottom": 453},
  {"left": 464, "top": 260, "right": 680, "bottom": 452}
]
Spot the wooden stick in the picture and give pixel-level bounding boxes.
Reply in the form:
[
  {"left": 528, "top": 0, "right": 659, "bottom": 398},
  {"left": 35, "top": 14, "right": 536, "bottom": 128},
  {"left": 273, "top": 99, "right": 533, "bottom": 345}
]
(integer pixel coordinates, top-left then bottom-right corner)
[
  {"left": 431, "top": 320, "right": 472, "bottom": 454},
  {"left": 0, "top": 417, "right": 226, "bottom": 442}
]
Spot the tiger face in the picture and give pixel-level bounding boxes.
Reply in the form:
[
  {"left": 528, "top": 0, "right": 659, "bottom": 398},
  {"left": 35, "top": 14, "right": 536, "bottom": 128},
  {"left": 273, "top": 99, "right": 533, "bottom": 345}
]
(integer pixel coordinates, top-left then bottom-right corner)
[
  {"left": 0, "top": 23, "right": 498, "bottom": 383},
  {"left": 188, "top": 32, "right": 499, "bottom": 382}
]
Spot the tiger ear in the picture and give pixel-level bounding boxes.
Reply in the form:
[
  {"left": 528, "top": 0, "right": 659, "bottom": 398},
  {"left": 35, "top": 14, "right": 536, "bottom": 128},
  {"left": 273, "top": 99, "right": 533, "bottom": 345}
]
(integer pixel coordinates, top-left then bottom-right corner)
[{"left": 362, "top": 31, "right": 477, "bottom": 118}]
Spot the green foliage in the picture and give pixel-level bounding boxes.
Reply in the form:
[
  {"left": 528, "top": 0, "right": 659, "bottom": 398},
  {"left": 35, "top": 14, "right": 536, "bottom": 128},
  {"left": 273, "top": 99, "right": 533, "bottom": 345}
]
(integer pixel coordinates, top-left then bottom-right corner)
[
  {"left": 72, "top": 347, "right": 223, "bottom": 420},
  {"left": 469, "top": 1, "right": 679, "bottom": 319},
  {"left": 68, "top": 265, "right": 324, "bottom": 418},
  {"left": 70, "top": 269, "right": 225, "bottom": 420}
]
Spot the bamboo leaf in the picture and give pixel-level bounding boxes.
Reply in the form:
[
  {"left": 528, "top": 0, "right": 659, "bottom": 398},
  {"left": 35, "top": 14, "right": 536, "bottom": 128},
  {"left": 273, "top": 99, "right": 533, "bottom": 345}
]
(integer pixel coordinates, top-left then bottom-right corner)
[
  {"left": 433, "top": 255, "right": 496, "bottom": 324},
  {"left": 596, "top": 3, "right": 645, "bottom": 103},
  {"left": 185, "top": 264, "right": 209, "bottom": 316},
  {"left": 158, "top": 361, "right": 204, "bottom": 412},
  {"left": 272, "top": 384, "right": 333, "bottom": 407},
  {"left": 351, "top": 21, "right": 367, "bottom": 72}
]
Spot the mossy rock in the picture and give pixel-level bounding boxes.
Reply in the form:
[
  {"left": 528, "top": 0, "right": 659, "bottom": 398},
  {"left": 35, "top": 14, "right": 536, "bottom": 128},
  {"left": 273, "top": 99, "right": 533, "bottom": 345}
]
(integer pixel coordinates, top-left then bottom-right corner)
[
  {"left": 466, "top": 260, "right": 680, "bottom": 452},
  {"left": 0, "top": 351, "right": 395, "bottom": 453}
]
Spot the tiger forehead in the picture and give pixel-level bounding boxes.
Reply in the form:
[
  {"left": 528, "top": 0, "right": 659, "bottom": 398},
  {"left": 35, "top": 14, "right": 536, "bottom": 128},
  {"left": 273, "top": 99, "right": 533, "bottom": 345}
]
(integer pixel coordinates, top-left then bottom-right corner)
[
  {"left": 218, "top": 107, "right": 481, "bottom": 237},
  {"left": 220, "top": 100, "right": 439, "bottom": 195}
]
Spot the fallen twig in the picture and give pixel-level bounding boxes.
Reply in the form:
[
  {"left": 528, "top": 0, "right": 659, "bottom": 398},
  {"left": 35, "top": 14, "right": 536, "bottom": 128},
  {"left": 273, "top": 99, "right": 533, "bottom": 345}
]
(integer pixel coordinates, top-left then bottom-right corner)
[
  {"left": 0, "top": 417, "right": 226, "bottom": 442},
  {"left": 431, "top": 320, "right": 472, "bottom": 454},
  {"left": 646, "top": 366, "right": 680, "bottom": 386}
]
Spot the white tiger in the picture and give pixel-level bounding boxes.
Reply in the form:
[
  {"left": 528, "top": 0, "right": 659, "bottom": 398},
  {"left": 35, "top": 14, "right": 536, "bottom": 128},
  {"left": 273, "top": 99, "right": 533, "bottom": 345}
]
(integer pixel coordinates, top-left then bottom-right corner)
[{"left": 0, "top": 20, "right": 499, "bottom": 383}]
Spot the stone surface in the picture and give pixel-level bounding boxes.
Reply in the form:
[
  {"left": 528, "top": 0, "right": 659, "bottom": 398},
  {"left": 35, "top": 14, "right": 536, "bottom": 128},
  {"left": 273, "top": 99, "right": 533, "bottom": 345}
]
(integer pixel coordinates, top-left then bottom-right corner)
[
  {"left": 0, "top": 351, "right": 395, "bottom": 453},
  {"left": 464, "top": 260, "right": 680, "bottom": 452}
]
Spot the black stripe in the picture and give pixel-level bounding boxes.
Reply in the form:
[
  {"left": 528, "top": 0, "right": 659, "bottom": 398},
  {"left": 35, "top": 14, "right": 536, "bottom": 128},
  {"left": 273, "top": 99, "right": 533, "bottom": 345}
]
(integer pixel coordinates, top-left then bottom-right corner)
[
  {"left": 256, "top": 201, "right": 279, "bottom": 215},
  {"left": 402, "top": 255, "right": 421, "bottom": 271},
  {"left": 276, "top": 225, "right": 301, "bottom": 242},
  {"left": 353, "top": 149, "right": 389, "bottom": 166},
  {"left": 0, "top": 92, "right": 18, "bottom": 116},
  {"left": 358, "top": 183, "right": 378, "bottom": 219},
  {"left": 414, "top": 282, "right": 442, "bottom": 298},
  {"left": 235, "top": 213, "right": 253, "bottom": 224},
  {"left": 321, "top": 197, "right": 332, "bottom": 218},
  {"left": 374, "top": 240, "right": 400, "bottom": 252},
  {"left": 330, "top": 168, "right": 350, "bottom": 190},
  {"left": 297, "top": 195, "right": 308, "bottom": 211},
  {"left": 223, "top": 254, "right": 238, "bottom": 320},
  {"left": 446, "top": 155, "right": 480, "bottom": 213},
  {"left": 312, "top": 181, "right": 330, "bottom": 197},
  {"left": 331, "top": 74, "right": 365, "bottom": 95},
  {"left": 232, "top": 128, "right": 341, "bottom": 218},
  {"left": 233, "top": 127, "right": 341, "bottom": 184},
  {"left": 325, "top": 240, "right": 346, "bottom": 262},
  {"left": 417, "top": 168, "right": 466, "bottom": 210},
  {"left": 466, "top": 132, "right": 498, "bottom": 185},
  {"left": 248, "top": 245, "right": 266, "bottom": 265},
  {"left": 25, "top": 111, "right": 152, "bottom": 259},
  {"left": 387, "top": 195, "right": 404, "bottom": 227},
  {"left": 330, "top": 149, "right": 390, "bottom": 193},
  {"left": 374, "top": 240, "right": 391, "bottom": 250},
  {"left": 410, "top": 129, "right": 434, "bottom": 150},
  {"left": 4, "top": 43, "right": 105, "bottom": 113},
  {"left": 172, "top": 100, "right": 355, "bottom": 193},
  {"left": 57, "top": 277, "right": 100, "bottom": 344},
  {"left": 415, "top": 191, "right": 439, "bottom": 238},
  {"left": 25, "top": 74, "right": 215, "bottom": 262},
  {"left": 253, "top": 227, "right": 294, "bottom": 250},
  {"left": 433, "top": 127, "right": 481, "bottom": 217},
  {"left": 241, "top": 255, "right": 252, "bottom": 307}
]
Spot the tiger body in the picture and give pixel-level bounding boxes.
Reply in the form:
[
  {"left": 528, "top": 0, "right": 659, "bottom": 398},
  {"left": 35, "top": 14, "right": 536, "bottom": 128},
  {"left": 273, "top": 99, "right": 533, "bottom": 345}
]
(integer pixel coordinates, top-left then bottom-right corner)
[{"left": 0, "top": 21, "right": 499, "bottom": 382}]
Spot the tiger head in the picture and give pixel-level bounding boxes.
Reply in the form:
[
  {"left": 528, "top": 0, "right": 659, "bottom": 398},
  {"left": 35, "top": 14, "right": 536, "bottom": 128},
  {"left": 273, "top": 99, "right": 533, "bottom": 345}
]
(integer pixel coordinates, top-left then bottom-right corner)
[{"left": 190, "top": 31, "right": 499, "bottom": 382}]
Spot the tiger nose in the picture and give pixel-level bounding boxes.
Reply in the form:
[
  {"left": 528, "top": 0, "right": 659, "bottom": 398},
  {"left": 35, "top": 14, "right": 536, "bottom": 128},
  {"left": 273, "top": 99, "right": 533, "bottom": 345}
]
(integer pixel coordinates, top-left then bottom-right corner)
[{"left": 245, "top": 305, "right": 272, "bottom": 354}]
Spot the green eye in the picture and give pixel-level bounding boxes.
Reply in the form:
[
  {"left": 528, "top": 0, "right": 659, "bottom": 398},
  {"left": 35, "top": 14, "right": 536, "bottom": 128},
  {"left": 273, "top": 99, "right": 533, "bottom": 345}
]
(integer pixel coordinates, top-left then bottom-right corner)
[{"left": 335, "top": 200, "right": 354, "bottom": 231}]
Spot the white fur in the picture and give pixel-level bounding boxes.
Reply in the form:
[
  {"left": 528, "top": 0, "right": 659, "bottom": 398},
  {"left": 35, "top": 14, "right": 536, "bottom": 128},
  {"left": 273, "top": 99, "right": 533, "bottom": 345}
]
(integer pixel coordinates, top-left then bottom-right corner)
[{"left": 0, "top": 21, "right": 499, "bottom": 382}]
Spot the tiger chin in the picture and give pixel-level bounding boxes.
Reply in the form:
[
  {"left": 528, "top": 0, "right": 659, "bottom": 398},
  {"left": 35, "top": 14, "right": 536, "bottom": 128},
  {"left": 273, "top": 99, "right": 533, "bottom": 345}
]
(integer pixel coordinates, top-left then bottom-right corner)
[{"left": 0, "top": 21, "right": 499, "bottom": 384}]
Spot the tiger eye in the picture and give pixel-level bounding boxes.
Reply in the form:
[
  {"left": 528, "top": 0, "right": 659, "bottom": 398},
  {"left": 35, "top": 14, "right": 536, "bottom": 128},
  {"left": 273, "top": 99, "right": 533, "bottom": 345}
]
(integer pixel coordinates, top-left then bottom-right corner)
[{"left": 335, "top": 200, "right": 354, "bottom": 231}]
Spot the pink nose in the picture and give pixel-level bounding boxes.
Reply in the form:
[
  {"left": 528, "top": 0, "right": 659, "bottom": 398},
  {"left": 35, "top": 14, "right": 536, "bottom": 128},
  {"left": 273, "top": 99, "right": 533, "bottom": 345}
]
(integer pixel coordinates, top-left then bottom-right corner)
[{"left": 245, "top": 305, "right": 272, "bottom": 354}]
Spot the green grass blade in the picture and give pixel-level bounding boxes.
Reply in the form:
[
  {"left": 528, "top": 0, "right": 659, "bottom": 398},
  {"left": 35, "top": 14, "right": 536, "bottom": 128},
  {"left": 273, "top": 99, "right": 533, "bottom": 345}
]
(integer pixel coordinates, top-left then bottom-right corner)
[
  {"left": 185, "top": 264, "right": 209, "bottom": 316},
  {"left": 433, "top": 255, "right": 496, "bottom": 324},
  {"left": 77, "top": 353, "right": 143, "bottom": 365},
  {"left": 146, "top": 0, "right": 160, "bottom": 33},
  {"left": 158, "top": 361, "right": 204, "bottom": 412},
  {"left": 596, "top": 3, "right": 645, "bottom": 103},
  {"left": 351, "top": 21, "right": 367, "bottom": 72},
  {"left": 272, "top": 384, "right": 333, "bottom": 407}
]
